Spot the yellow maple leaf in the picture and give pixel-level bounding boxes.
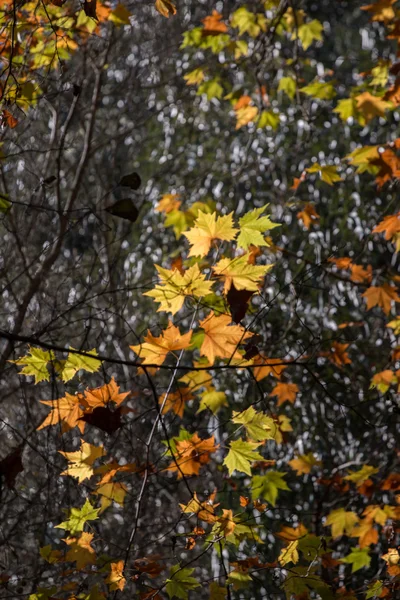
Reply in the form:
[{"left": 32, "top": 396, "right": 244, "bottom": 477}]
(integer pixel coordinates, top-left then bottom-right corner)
[
  {"left": 278, "top": 540, "right": 299, "bottom": 566},
  {"left": 94, "top": 482, "right": 127, "bottom": 512},
  {"left": 325, "top": 508, "right": 359, "bottom": 538},
  {"left": 199, "top": 311, "right": 252, "bottom": 365},
  {"left": 183, "top": 211, "right": 238, "bottom": 257},
  {"left": 362, "top": 284, "right": 400, "bottom": 314},
  {"left": 159, "top": 387, "right": 194, "bottom": 418},
  {"left": 64, "top": 532, "right": 96, "bottom": 569},
  {"left": 235, "top": 105, "right": 258, "bottom": 129},
  {"left": 106, "top": 560, "right": 126, "bottom": 591},
  {"left": 270, "top": 382, "right": 299, "bottom": 406},
  {"left": 144, "top": 263, "right": 213, "bottom": 314},
  {"left": 381, "top": 547, "right": 400, "bottom": 566},
  {"left": 288, "top": 453, "right": 322, "bottom": 475},
  {"left": 38, "top": 393, "right": 85, "bottom": 434},
  {"left": 355, "top": 92, "right": 391, "bottom": 123},
  {"left": 130, "top": 321, "right": 192, "bottom": 368},
  {"left": 59, "top": 440, "right": 105, "bottom": 483},
  {"left": 213, "top": 253, "right": 273, "bottom": 294},
  {"left": 217, "top": 509, "right": 236, "bottom": 537}
]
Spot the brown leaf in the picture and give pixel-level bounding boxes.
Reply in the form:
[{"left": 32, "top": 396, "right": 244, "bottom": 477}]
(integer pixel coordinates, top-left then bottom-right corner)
[
  {"left": 0, "top": 445, "right": 24, "bottom": 489},
  {"left": 227, "top": 284, "right": 254, "bottom": 323},
  {"left": 80, "top": 406, "right": 122, "bottom": 434}
]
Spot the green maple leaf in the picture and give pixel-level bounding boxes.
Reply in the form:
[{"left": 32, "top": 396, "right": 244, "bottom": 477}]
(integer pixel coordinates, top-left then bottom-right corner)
[
  {"left": 283, "top": 566, "right": 332, "bottom": 599},
  {"left": 344, "top": 464, "right": 379, "bottom": 486},
  {"left": 257, "top": 110, "right": 280, "bottom": 130},
  {"left": 333, "top": 98, "right": 358, "bottom": 121},
  {"left": 166, "top": 565, "right": 200, "bottom": 599},
  {"left": 60, "top": 348, "right": 101, "bottom": 382},
  {"left": 306, "top": 163, "right": 342, "bottom": 185},
  {"left": 366, "top": 580, "right": 384, "bottom": 599},
  {"left": 223, "top": 440, "right": 263, "bottom": 476},
  {"left": 232, "top": 406, "right": 276, "bottom": 441},
  {"left": 251, "top": 471, "right": 289, "bottom": 506},
  {"left": 278, "top": 76, "right": 296, "bottom": 99},
  {"left": 341, "top": 547, "right": 371, "bottom": 573},
  {"left": 300, "top": 81, "right": 336, "bottom": 101},
  {"left": 12, "top": 346, "right": 55, "bottom": 383},
  {"left": 237, "top": 204, "right": 280, "bottom": 250},
  {"left": 295, "top": 19, "right": 324, "bottom": 50},
  {"left": 55, "top": 499, "right": 100, "bottom": 535},
  {"left": 197, "top": 388, "right": 227, "bottom": 414}
]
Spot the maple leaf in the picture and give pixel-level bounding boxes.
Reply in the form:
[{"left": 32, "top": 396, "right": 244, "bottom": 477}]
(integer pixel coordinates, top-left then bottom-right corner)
[
  {"left": 295, "top": 19, "right": 324, "bottom": 50},
  {"left": 350, "top": 264, "right": 372, "bottom": 283},
  {"left": 251, "top": 471, "right": 290, "bottom": 506},
  {"left": 341, "top": 547, "right": 371, "bottom": 573},
  {"left": 278, "top": 540, "right": 299, "bottom": 566},
  {"left": 64, "top": 532, "right": 96, "bottom": 569},
  {"left": 236, "top": 205, "right": 280, "bottom": 250},
  {"left": 223, "top": 440, "right": 263, "bottom": 476},
  {"left": 60, "top": 348, "right": 101, "bottom": 382},
  {"left": 352, "top": 520, "right": 379, "bottom": 548},
  {"left": 109, "top": 3, "right": 131, "bottom": 25},
  {"left": 306, "top": 163, "right": 342, "bottom": 185},
  {"left": 169, "top": 433, "right": 216, "bottom": 478},
  {"left": 144, "top": 263, "right": 213, "bottom": 314},
  {"left": 355, "top": 92, "right": 391, "bottom": 123},
  {"left": 130, "top": 321, "right": 192, "bottom": 367},
  {"left": 209, "top": 582, "right": 227, "bottom": 600},
  {"left": 270, "top": 382, "right": 299, "bottom": 406},
  {"left": 328, "top": 342, "right": 352, "bottom": 367},
  {"left": 81, "top": 377, "right": 130, "bottom": 410},
  {"left": 55, "top": 499, "right": 100, "bottom": 535},
  {"left": 235, "top": 105, "right": 258, "bottom": 129},
  {"left": 197, "top": 388, "right": 227, "bottom": 414},
  {"left": 289, "top": 453, "right": 322, "bottom": 475},
  {"left": 202, "top": 10, "right": 228, "bottom": 35},
  {"left": 362, "top": 284, "right": 400, "bottom": 314},
  {"left": 199, "top": 311, "right": 252, "bottom": 365},
  {"left": 370, "top": 369, "right": 396, "bottom": 393},
  {"left": 155, "top": 0, "right": 176, "bottom": 18},
  {"left": 12, "top": 347, "right": 54, "bottom": 383},
  {"left": 94, "top": 482, "right": 127, "bottom": 511},
  {"left": 183, "top": 211, "right": 238, "bottom": 257},
  {"left": 38, "top": 393, "right": 85, "bottom": 434},
  {"left": 166, "top": 565, "right": 200, "bottom": 600},
  {"left": 373, "top": 212, "right": 400, "bottom": 240},
  {"left": 278, "top": 524, "right": 308, "bottom": 542},
  {"left": 179, "top": 491, "right": 218, "bottom": 523},
  {"left": 232, "top": 406, "right": 276, "bottom": 441},
  {"left": 253, "top": 355, "right": 288, "bottom": 381},
  {"left": 59, "top": 440, "right": 105, "bottom": 483},
  {"left": 344, "top": 465, "right": 379, "bottom": 487},
  {"left": 325, "top": 508, "right": 359, "bottom": 538},
  {"left": 213, "top": 253, "right": 273, "bottom": 294},
  {"left": 155, "top": 193, "right": 181, "bottom": 213},
  {"left": 370, "top": 149, "right": 400, "bottom": 187},
  {"left": 159, "top": 387, "right": 194, "bottom": 418},
  {"left": 361, "top": 0, "right": 397, "bottom": 22},
  {"left": 106, "top": 560, "right": 126, "bottom": 591},
  {"left": 297, "top": 203, "right": 320, "bottom": 229},
  {"left": 217, "top": 509, "right": 236, "bottom": 537}
]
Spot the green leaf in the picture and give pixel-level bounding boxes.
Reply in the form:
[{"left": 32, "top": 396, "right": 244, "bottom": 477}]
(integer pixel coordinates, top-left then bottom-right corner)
[
  {"left": 341, "top": 547, "right": 371, "bottom": 573},
  {"left": 166, "top": 565, "right": 200, "bottom": 599},
  {"left": 12, "top": 347, "right": 55, "bottom": 383},
  {"left": 366, "top": 580, "right": 384, "bottom": 599},
  {"left": 237, "top": 204, "right": 280, "bottom": 250},
  {"left": 278, "top": 76, "right": 296, "bottom": 99},
  {"left": 251, "top": 471, "right": 289, "bottom": 506},
  {"left": 300, "top": 81, "right": 336, "bottom": 101},
  {"left": 333, "top": 98, "right": 358, "bottom": 121},
  {"left": 306, "top": 163, "right": 341, "bottom": 185},
  {"left": 0, "top": 194, "right": 11, "bottom": 214},
  {"left": 28, "top": 588, "right": 58, "bottom": 600},
  {"left": 227, "top": 570, "right": 252, "bottom": 589},
  {"left": 55, "top": 499, "right": 100, "bottom": 535},
  {"left": 283, "top": 566, "right": 333, "bottom": 600},
  {"left": 197, "top": 79, "right": 223, "bottom": 100},
  {"left": 232, "top": 406, "right": 277, "bottom": 441},
  {"left": 344, "top": 464, "right": 379, "bottom": 486},
  {"left": 60, "top": 348, "right": 101, "bottom": 382},
  {"left": 295, "top": 19, "right": 324, "bottom": 50},
  {"left": 181, "top": 27, "right": 202, "bottom": 48},
  {"left": 257, "top": 110, "right": 280, "bottom": 130},
  {"left": 223, "top": 440, "right": 263, "bottom": 475},
  {"left": 231, "top": 7, "right": 266, "bottom": 37}
]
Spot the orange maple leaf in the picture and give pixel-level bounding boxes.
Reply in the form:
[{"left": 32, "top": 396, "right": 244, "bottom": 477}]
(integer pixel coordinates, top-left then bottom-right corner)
[
  {"left": 81, "top": 377, "right": 130, "bottom": 411},
  {"left": 328, "top": 257, "right": 353, "bottom": 270},
  {"left": 217, "top": 509, "right": 236, "bottom": 537},
  {"left": 270, "top": 382, "right": 299, "bottom": 406},
  {"left": 373, "top": 212, "right": 400, "bottom": 240},
  {"left": 199, "top": 311, "right": 252, "bottom": 365},
  {"left": 155, "top": 193, "right": 181, "bottom": 213},
  {"left": 159, "top": 387, "right": 194, "bottom": 418},
  {"left": 355, "top": 92, "right": 391, "bottom": 123},
  {"left": 361, "top": 0, "right": 397, "bottom": 23},
  {"left": 130, "top": 321, "right": 192, "bottom": 368},
  {"left": 169, "top": 433, "right": 217, "bottom": 478},
  {"left": 362, "top": 284, "right": 400, "bottom": 314},
  {"left": 38, "top": 393, "right": 85, "bottom": 433},
  {"left": 370, "top": 149, "right": 400, "bottom": 187},
  {"left": 155, "top": 0, "right": 176, "bottom": 18},
  {"left": 253, "top": 355, "right": 288, "bottom": 381},
  {"left": 106, "top": 560, "right": 126, "bottom": 591},
  {"left": 297, "top": 203, "right": 320, "bottom": 229},
  {"left": 328, "top": 342, "right": 352, "bottom": 367},
  {"left": 350, "top": 264, "right": 372, "bottom": 284},
  {"left": 202, "top": 10, "right": 228, "bottom": 35}
]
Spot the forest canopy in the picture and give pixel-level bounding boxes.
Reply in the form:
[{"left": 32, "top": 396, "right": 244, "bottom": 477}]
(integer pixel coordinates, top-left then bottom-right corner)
[{"left": 0, "top": 0, "right": 400, "bottom": 599}]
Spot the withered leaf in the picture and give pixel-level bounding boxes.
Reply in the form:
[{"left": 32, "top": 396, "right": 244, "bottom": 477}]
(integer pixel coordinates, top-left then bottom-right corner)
[
  {"left": 119, "top": 172, "right": 141, "bottom": 189},
  {"left": 105, "top": 199, "right": 139, "bottom": 223},
  {"left": 227, "top": 284, "right": 254, "bottom": 323},
  {"left": 80, "top": 406, "right": 122, "bottom": 434}
]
